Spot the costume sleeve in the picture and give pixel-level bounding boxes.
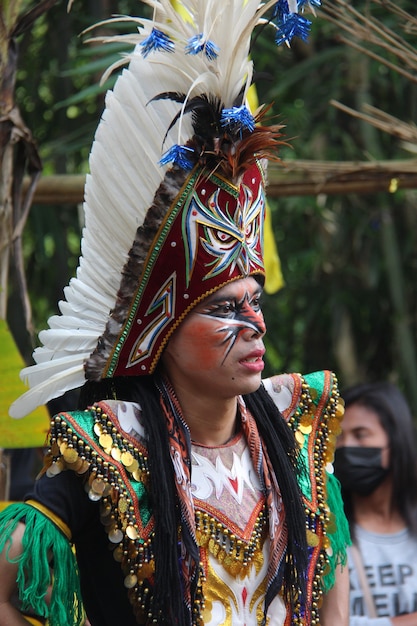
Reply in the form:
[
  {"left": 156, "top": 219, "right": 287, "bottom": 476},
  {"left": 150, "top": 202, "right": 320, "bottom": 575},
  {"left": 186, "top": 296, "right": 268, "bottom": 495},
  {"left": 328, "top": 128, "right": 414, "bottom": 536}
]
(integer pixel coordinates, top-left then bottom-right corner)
[
  {"left": 0, "top": 408, "right": 103, "bottom": 626},
  {"left": 264, "top": 370, "right": 351, "bottom": 595},
  {"left": 0, "top": 497, "right": 83, "bottom": 626},
  {"left": 296, "top": 371, "right": 351, "bottom": 592},
  {"left": 325, "top": 470, "right": 351, "bottom": 583}
]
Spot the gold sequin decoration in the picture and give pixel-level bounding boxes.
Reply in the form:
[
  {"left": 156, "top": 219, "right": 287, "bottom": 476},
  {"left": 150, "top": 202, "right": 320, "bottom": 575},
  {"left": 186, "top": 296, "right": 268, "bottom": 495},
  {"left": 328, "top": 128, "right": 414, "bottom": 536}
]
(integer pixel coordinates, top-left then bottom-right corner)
[
  {"left": 99, "top": 433, "right": 113, "bottom": 450},
  {"left": 124, "top": 573, "right": 138, "bottom": 589},
  {"left": 126, "top": 459, "right": 139, "bottom": 473},
  {"left": 306, "top": 529, "right": 319, "bottom": 547},
  {"left": 113, "top": 545, "right": 123, "bottom": 562},
  {"left": 195, "top": 507, "right": 266, "bottom": 579},
  {"left": 111, "top": 446, "right": 122, "bottom": 461},
  {"left": 91, "top": 478, "right": 106, "bottom": 494},
  {"left": 63, "top": 447, "right": 78, "bottom": 464},
  {"left": 126, "top": 525, "right": 139, "bottom": 540},
  {"left": 335, "top": 399, "right": 345, "bottom": 418},
  {"left": 300, "top": 414, "right": 313, "bottom": 427},
  {"left": 118, "top": 497, "right": 128, "bottom": 513},
  {"left": 121, "top": 451, "right": 134, "bottom": 467},
  {"left": 109, "top": 528, "right": 124, "bottom": 544},
  {"left": 295, "top": 430, "right": 305, "bottom": 446}
]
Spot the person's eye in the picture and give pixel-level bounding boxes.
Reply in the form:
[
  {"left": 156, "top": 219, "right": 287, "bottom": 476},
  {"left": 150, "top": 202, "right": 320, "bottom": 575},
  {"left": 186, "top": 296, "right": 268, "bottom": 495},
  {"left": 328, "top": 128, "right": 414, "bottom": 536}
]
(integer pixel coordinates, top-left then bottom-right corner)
[
  {"left": 218, "top": 302, "right": 236, "bottom": 317},
  {"left": 203, "top": 301, "right": 236, "bottom": 318},
  {"left": 355, "top": 430, "right": 369, "bottom": 442},
  {"left": 250, "top": 295, "right": 262, "bottom": 311}
]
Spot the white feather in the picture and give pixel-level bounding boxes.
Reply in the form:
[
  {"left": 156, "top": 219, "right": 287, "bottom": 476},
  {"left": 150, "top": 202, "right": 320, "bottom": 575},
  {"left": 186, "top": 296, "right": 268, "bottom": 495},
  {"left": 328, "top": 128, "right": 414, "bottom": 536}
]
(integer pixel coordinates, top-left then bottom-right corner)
[
  {"left": 12, "top": 0, "right": 306, "bottom": 418},
  {"left": 10, "top": 363, "right": 86, "bottom": 419}
]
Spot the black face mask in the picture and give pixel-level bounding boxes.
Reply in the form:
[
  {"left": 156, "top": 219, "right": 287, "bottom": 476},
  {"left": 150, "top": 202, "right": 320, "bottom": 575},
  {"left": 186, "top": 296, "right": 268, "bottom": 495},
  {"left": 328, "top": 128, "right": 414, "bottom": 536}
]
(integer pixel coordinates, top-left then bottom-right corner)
[{"left": 334, "top": 446, "right": 389, "bottom": 496}]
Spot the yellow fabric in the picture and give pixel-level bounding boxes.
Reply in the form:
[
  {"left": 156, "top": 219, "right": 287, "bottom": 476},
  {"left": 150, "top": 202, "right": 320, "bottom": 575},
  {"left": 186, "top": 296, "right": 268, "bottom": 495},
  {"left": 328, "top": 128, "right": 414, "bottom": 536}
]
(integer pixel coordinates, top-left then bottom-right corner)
[
  {"left": 247, "top": 85, "right": 284, "bottom": 294},
  {"left": 263, "top": 205, "right": 284, "bottom": 294},
  {"left": 0, "top": 319, "right": 50, "bottom": 448}
]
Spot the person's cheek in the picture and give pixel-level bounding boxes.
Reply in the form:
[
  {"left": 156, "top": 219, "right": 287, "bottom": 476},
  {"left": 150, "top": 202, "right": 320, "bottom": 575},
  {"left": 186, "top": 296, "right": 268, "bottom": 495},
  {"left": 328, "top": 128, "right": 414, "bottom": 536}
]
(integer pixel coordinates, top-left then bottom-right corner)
[{"left": 181, "top": 320, "right": 226, "bottom": 369}]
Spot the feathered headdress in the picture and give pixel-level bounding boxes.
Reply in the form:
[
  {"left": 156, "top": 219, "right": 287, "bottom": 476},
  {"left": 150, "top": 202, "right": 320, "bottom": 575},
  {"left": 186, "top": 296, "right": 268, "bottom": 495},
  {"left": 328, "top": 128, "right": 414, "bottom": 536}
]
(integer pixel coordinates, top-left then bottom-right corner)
[{"left": 11, "top": 0, "right": 321, "bottom": 418}]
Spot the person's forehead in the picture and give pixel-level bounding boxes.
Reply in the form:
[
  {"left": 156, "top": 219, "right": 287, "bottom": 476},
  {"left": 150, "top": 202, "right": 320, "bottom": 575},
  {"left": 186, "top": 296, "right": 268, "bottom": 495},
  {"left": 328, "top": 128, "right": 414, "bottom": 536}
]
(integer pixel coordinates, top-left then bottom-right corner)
[
  {"left": 343, "top": 404, "right": 383, "bottom": 431},
  {"left": 204, "top": 277, "right": 262, "bottom": 303}
]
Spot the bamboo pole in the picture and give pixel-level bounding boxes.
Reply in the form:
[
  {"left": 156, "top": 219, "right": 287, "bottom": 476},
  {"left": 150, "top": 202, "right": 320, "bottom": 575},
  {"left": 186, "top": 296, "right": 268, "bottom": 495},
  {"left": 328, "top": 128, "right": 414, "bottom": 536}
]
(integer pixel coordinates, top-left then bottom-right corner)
[{"left": 24, "top": 160, "right": 417, "bottom": 204}]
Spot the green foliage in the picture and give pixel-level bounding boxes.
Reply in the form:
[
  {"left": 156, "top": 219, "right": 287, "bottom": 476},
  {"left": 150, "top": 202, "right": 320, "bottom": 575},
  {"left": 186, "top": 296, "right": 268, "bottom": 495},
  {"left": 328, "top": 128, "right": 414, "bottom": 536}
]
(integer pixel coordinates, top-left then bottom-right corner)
[{"left": 8, "top": 1, "right": 417, "bottom": 413}]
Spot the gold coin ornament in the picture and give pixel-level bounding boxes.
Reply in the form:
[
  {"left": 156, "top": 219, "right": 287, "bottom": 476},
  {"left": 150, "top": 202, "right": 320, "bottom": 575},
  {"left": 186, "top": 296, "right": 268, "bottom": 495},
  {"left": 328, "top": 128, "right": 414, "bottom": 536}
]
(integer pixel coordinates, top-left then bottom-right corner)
[
  {"left": 124, "top": 573, "right": 138, "bottom": 589},
  {"left": 306, "top": 529, "right": 319, "bottom": 547},
  {"left": 126, "top": 458, "right": 139, "bottom": 473},
  {"left": 111, "top": 446, "right": 122, "bottom": 461},
  {"left": 91, "top": 478, "right": 106, "bottom": 494},
  {"left": 118, "top": 498, "right": 128, "bottom": 513},
  {"left": 126, "top": 525, "right": 139, "bottom": 540},
  {"left": 121, "top": 451, "right": 134, "bottom": 467},
  {"left": 109, "top": 528, "right": 124, "bottom": 544},
  {"left": 63, "top": 447, "right": 79, "bottom": 464},
  {"left": 99, "top": 433, "right": 113, "bottom": 451},
  {"left": 295, "top": 430, "right": 305, "bottom": 446}
]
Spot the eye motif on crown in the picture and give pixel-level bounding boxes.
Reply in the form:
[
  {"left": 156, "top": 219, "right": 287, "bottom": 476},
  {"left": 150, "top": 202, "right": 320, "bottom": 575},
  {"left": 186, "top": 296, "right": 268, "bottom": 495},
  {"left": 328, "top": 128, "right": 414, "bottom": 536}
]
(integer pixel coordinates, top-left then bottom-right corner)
[{"left": 184, "top": 179, "right": 265, "bottom": 285}]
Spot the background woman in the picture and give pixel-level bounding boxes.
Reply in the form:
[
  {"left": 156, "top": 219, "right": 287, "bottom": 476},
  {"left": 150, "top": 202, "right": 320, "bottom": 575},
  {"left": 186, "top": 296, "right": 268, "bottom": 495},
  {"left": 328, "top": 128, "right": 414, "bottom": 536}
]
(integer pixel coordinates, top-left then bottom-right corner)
[{"left": 335, "top": 381, "right": 417, "bottom": 625}]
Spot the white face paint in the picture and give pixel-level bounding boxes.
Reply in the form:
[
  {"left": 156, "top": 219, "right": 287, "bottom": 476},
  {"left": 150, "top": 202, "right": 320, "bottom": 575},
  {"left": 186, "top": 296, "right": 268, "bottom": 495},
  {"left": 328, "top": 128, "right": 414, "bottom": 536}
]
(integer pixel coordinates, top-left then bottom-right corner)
[{"left": 162, "top": 277, "right": 266, "bottom": 400}]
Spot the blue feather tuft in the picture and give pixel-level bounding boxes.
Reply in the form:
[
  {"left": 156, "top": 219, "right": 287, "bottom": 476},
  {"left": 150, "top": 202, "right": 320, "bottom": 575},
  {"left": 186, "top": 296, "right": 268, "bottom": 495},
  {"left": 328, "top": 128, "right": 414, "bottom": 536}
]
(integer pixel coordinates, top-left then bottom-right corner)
[
  {"left": 185, "top": 34, "right": 219, "bottom": 60},
  {"left": 220, "top": 106, "right": 256, "bottom": 134},
  {"left": 159, "top": 145, "right": 196, "bottom": 170},
  {"left": 140, "top": 28, "right": 175, "bottom": 58},
  {"left": 275, "top": 14, "right": 312, "bottom": 46}
]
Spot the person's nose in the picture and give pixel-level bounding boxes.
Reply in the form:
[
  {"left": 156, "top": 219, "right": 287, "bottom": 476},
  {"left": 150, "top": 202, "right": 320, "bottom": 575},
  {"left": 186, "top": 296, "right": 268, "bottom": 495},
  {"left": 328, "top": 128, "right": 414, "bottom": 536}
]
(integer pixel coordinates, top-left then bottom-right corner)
[{"left": 240, "top": 308, "right": 266, "bottom": 340}]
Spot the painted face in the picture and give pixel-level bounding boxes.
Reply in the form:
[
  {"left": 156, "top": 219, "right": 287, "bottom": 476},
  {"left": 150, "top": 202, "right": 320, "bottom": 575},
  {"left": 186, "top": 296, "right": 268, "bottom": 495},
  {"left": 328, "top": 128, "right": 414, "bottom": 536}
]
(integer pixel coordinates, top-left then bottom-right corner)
[
  {"left": 162, "top": 277, "right": 266, "bottom": 399},
  {"left": 337, "top": 403, "right": 390, "bottom": 468}
]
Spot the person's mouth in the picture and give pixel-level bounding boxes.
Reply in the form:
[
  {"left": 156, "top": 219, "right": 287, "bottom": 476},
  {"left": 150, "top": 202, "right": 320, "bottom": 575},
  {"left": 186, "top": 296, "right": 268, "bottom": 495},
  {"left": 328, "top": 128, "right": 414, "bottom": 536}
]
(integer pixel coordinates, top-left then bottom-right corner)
[{"left": 239, "top": 349, "right": 265, "bottom": 371}]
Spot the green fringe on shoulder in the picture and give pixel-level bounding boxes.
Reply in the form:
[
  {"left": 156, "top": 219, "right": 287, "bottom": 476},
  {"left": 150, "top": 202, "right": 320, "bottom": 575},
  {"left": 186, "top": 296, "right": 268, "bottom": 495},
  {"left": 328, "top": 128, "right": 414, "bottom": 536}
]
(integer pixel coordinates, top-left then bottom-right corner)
[
  {"left": 0, "top": 502, "right": 84, "bottom": 626},
  {"left": 322, "top": 472, "right": 351, "bottom": 593}
]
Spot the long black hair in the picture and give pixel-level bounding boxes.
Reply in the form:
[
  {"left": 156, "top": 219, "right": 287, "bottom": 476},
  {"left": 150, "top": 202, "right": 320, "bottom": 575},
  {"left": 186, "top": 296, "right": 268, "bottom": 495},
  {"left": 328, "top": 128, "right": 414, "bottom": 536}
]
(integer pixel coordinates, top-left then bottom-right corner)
[
  {"left": 79, "top": 374, "right": 308, "bottom": 623},
  {"left": 341, "top": 381, "right": 417, "bottom": 536}
]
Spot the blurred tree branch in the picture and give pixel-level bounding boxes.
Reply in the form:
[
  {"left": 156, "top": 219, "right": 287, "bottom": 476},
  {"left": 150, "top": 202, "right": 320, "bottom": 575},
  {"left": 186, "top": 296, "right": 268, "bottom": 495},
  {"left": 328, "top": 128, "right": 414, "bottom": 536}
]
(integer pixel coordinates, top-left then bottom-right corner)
[
  {"left": 0, "top": 0, "right": 57, "bottom": 331},
  {"left": 25, "top": 158, "right": 417, "bottom": 204}
]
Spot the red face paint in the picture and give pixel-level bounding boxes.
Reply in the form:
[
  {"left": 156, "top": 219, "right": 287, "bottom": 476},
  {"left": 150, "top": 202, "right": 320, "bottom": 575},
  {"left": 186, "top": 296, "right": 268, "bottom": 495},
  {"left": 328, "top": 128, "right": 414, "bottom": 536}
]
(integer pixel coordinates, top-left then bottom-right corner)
[{"left": 162, "top": 277, "right": 266, "bottom": 400}]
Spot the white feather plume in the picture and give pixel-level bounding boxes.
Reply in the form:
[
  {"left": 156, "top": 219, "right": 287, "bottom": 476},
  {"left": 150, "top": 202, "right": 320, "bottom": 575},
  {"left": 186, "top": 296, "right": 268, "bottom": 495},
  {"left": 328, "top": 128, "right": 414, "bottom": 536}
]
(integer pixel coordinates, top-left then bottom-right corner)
[{"left": 10, "top": 0, "right": 311, "bottom": 418}]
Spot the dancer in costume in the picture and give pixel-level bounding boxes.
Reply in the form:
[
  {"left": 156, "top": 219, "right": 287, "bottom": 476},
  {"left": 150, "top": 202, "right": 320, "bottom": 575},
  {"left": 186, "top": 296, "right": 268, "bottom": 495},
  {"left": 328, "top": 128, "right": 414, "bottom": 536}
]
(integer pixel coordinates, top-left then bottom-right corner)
[{"left": 0, "top": 1, "right": 350, "bottom": 624}]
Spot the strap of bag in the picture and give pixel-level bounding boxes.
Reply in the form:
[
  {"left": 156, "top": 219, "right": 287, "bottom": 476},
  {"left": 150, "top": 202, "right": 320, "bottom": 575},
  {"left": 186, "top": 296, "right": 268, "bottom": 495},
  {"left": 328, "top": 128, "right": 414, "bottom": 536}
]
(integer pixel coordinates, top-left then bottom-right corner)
[{"left": 350, "top": 542, "right": 377, "bottom": 618}]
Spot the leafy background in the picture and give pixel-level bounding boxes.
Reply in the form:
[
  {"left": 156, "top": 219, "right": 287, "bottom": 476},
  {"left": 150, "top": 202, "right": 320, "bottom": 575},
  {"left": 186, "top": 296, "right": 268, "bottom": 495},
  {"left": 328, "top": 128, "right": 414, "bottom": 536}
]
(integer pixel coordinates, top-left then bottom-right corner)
[{"left": 4, "top": 0, "right": 417, "bottom": 417}]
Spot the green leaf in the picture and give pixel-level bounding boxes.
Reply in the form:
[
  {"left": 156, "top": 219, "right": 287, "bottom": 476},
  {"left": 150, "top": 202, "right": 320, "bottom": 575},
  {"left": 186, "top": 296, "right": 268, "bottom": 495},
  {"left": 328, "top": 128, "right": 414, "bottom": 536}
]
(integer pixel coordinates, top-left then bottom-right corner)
[{"left": 0, "top": 320, "right": 50, "bottom": 448}]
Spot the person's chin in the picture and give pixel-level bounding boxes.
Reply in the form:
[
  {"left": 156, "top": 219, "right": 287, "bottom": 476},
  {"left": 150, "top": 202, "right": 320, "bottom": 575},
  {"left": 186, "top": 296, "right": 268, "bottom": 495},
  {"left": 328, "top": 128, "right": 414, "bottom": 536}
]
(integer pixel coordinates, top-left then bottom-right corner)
[{"left": 237, "top": 373, "right": 262, "bottom": 395}]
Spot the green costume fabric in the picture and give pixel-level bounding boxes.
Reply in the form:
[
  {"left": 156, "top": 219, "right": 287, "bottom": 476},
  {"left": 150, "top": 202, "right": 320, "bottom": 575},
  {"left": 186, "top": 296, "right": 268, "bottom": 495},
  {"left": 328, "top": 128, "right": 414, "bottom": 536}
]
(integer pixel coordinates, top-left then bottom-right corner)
[
  {"left": 274, "top": 370, "right": 351, "bottom": 604},
  {"left": 294, "top": 371, "right": 350, "bottom": 592},
  {"left": 0, "top": 502, "right": 83, "bottom": 626}
]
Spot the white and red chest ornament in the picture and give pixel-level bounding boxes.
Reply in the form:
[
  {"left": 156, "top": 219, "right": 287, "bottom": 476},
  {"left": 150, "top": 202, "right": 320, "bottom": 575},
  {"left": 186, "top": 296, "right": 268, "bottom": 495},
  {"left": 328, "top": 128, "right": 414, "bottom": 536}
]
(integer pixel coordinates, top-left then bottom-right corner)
[{"left": 102, "top": 161, "right": 266, "bottom": 378}]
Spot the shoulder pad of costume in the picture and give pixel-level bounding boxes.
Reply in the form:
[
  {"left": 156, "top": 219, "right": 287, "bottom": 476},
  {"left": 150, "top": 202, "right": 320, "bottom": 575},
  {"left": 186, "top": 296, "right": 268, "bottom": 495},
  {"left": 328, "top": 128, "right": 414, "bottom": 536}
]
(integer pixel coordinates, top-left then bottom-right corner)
[{"left": 43, "top": 404, "right": 153, "bottom": 539}]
